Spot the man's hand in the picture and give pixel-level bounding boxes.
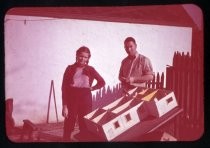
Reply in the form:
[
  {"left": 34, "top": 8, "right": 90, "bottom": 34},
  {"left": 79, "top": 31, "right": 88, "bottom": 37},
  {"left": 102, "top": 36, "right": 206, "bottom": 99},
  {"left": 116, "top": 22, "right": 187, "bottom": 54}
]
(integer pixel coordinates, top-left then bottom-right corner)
[{"left": 125, "top": 77, "right": 135, "bottom": 83}]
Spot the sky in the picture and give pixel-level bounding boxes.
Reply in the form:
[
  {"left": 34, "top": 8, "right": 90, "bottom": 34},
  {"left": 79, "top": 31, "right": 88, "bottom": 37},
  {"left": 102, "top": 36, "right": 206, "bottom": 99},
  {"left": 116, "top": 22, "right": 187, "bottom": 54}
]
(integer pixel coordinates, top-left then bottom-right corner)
[{"left": 5, "top": 13, "right": 192, "bottom": 126}]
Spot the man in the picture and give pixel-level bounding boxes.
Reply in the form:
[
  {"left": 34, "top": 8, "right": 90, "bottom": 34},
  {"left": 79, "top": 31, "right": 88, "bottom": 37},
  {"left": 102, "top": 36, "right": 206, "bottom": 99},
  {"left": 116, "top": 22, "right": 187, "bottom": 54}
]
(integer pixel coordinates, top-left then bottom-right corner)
[{"left": 119, "top": 37, "right": 154, "bottom": 92}]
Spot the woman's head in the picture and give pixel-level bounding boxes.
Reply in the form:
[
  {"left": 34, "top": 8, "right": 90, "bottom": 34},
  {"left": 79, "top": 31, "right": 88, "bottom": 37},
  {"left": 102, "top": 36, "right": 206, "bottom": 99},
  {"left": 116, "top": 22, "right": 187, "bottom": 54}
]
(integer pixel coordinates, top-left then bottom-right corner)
[{"left": 76, "top": 46, "right": 91, "bottom": 66}]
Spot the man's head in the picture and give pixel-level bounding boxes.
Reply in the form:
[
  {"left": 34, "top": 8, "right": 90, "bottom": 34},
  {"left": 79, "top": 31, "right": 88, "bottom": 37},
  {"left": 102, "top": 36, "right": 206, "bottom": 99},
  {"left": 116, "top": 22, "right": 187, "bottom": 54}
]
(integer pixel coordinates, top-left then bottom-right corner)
[{"left": 124, "top": 37, "right": 137, "bottom": 57}]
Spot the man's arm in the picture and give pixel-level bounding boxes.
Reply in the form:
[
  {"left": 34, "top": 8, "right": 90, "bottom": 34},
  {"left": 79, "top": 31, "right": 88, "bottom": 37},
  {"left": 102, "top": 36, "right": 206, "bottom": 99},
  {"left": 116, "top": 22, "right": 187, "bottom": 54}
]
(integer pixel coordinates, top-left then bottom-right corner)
[{"left": 129, "top": 73, "right": 154, "bottom": 84}]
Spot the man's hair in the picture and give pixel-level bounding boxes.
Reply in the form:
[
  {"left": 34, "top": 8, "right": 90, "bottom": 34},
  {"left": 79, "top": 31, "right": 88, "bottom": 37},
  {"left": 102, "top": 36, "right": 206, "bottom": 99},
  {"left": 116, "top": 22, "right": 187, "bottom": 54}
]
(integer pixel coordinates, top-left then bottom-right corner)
[
  {"left": 124, "top": 37, "right": 136, "bottom": 44},
  {"left": 76, "top": 46, "right": 91, "bottom": 58}
]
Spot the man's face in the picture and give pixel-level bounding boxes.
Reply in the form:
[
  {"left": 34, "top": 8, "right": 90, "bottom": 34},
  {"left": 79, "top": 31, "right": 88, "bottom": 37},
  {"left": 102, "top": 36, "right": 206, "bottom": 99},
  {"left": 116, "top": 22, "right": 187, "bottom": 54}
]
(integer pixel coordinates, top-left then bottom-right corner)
[{"left": 124, "top": 41, "right": 137, "bottom": 57}]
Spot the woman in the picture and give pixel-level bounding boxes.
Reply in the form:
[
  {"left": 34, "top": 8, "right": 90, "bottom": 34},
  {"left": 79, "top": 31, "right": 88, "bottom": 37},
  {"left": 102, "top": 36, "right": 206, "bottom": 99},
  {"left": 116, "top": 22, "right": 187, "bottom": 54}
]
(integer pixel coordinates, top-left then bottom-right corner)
[{"left": 61, "top": 46, "right": 105, "bottom": 141}]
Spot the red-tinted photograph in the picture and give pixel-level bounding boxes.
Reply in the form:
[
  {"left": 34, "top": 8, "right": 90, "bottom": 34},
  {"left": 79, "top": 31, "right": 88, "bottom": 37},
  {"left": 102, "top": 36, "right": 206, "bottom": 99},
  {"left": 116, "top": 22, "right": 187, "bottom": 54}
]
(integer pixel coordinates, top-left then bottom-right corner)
[{"left": 4, "top": 4, "right": 204, "bottom": 142}]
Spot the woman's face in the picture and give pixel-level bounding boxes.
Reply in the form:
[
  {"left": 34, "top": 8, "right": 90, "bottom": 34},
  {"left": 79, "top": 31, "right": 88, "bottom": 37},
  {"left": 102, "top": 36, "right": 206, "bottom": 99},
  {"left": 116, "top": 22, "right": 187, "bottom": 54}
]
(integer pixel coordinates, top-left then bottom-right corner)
[{"left": 76, "top": 52, "right": 90, "bottom": 66}]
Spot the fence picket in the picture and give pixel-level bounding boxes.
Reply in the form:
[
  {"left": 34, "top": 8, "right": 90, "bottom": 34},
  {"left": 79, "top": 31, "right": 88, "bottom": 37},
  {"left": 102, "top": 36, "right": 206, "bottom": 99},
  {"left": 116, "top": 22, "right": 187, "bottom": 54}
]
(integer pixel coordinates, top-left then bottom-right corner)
[{"left": 166, "top": 51, "right": 203, "bottom": 140}]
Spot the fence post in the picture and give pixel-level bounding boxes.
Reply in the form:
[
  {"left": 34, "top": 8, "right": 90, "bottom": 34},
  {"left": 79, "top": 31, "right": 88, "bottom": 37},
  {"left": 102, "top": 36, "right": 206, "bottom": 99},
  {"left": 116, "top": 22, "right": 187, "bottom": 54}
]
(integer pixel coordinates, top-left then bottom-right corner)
[{"left": 46, "top": 80, "right": 59, "bottom": 123}]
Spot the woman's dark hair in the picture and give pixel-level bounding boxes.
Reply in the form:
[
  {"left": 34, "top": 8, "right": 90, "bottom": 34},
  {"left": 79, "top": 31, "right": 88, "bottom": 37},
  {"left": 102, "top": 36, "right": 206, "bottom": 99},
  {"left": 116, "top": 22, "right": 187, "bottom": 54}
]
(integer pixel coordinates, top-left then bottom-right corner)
[{"left": 76, "top": 46, "right": 91, "bottom": 58}]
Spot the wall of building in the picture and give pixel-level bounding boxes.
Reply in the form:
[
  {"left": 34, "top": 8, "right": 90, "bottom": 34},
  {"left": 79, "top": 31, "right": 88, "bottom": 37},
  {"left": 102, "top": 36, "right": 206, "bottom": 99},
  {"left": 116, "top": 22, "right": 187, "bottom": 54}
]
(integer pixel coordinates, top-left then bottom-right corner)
[{"left": 5, "top": 14, "right": 192, "bottom": 126}]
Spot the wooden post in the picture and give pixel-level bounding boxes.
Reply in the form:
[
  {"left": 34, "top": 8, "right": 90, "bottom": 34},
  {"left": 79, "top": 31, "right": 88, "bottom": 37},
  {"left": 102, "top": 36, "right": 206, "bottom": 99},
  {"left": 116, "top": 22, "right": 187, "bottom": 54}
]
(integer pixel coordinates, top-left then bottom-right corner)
[{"left": 46, "top": 80, "right": 59, "bottom": 123}]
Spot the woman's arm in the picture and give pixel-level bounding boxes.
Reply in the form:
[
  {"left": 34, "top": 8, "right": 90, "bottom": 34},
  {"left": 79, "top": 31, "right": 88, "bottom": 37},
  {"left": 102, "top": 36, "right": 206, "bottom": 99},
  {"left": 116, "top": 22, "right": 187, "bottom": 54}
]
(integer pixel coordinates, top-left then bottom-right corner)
[{"left": 91, "top": 68, "right": 105, "bottom": 91}]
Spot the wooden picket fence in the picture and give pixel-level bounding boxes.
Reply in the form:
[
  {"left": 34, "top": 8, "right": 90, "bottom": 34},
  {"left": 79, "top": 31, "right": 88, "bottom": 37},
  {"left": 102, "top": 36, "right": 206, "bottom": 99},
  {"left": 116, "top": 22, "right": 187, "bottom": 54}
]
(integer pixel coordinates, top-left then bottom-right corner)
[
  {"left": 92, "top": 83, "right": 123, "bottom": 110},
  {"left": 146, "top": 72, "right": 164, "bottom": 89},
  {"left": 166, "top": 51, "right": 204, "bottom": 140}
]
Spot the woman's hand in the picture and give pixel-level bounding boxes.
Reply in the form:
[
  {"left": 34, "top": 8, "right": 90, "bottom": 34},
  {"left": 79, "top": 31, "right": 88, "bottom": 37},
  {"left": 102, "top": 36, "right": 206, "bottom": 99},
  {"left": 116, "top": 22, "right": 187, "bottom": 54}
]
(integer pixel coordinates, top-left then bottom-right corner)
[
  {"left": 62, "top": 105, "right": 68, "bottom": 118},
  {"left": 90, "top": 87, "right": 94, "bottom": 91}
]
